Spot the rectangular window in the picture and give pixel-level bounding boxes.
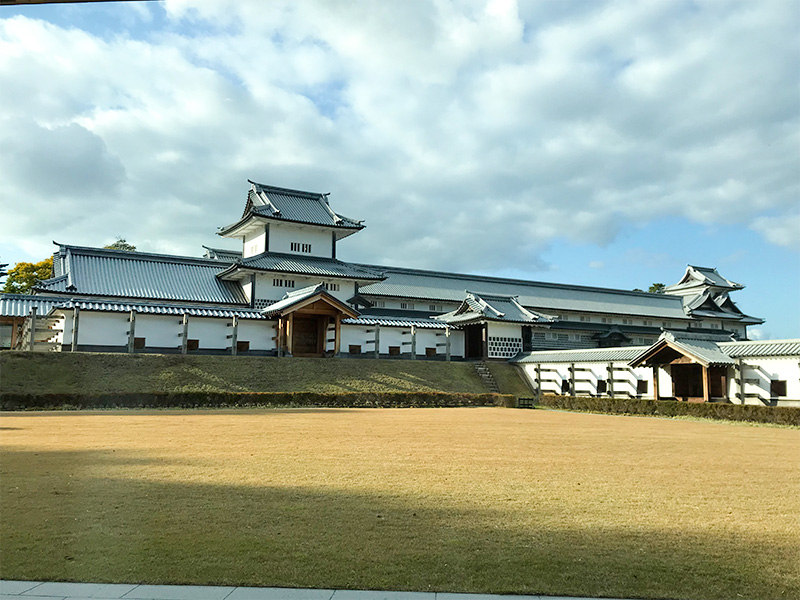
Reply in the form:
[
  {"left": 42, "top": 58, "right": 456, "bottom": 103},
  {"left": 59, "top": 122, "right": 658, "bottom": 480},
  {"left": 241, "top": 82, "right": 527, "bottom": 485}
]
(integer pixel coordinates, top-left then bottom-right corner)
[
  {"left": 400, "top": 302, "right": 415, "bottom": 310},
  {"left": 771, "top": 380, "right": 787, "bottom": 397},
  {"left": 186, "top": 339, "right": 199, "bottom": 352},
  {"left": 349, "top": 344, "right": 362, "bottom": 355},
  {"left": 374, "top": 300, "right": 385, "bottom": 308},
  {"left": 290, "top": 242, "right": 312, "bottom": 253},
  {"left": 662, "top": 321, "right": 670, "bottom": 328},
  {"left": 637, "top": 380, "right": 648, "bottom": 395},
  {"left": 596, "top": 380, "right": 607, "bottom": 394},
  {"left": 561, "top": 379, "right": 570, "bottom": 394},
  {"left": 323, "top": 282, "right": 340, "bottom": 292},
  {"left": 236, "top": 341, "right": 250, "bottom": 353},
  {"left": 580, "top": 315, "right": 590, "bottom": 322},
  {"left": 133, "top": 337, "right": 146, "bottom": 349},
  {"left": 429, "top": 304, "right": 443, "bottom": 312},
  {"left": 643, "top": 320, "right": 653, "bottom": 326},
  {"left": 388, "top": 346, "right": 401, "bottom": 356},
  {"left": 601, "top": 317, "right": 610, "bottom": 323},
  {"left": 273, "top": 278, "right": 295, "bottom": 288},
  {"left": 622, "top": 318, "right": 632, "bottom": 325},
  {"left": 425, "top": 347, "right": 437, "bottom": 357}
]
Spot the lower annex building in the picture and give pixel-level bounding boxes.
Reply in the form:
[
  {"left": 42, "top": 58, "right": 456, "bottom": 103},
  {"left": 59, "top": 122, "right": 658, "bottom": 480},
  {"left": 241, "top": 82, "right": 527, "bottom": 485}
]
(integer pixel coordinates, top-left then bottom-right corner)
[{"left": 1, "top": 181, "right": 796, "bottom": 404}]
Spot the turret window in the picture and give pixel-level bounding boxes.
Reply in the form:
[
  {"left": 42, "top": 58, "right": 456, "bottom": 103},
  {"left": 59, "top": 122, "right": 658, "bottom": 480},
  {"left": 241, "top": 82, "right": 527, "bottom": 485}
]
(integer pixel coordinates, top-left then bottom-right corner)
[
  {"left": 323, "top": 282, "right": 340, "bottom": 291},
  {"left": 273, "top": 278, "right": 295, "bottom": 288},
  {"left": 290, "top": 242, "right": 312, "bottom": 253}
]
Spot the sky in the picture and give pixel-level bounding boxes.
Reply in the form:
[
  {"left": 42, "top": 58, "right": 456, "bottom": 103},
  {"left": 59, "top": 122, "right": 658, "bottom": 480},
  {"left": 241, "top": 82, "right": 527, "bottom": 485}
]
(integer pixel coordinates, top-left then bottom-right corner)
[{"left": 0, "top": 0, "right": 798, "bottom": 338}]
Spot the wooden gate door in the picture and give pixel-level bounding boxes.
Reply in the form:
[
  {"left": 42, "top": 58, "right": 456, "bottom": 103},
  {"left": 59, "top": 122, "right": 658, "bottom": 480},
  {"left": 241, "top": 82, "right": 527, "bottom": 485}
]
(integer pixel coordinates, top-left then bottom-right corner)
[{"left": 292, "top": 317, "right": 321, "bottom": 356}]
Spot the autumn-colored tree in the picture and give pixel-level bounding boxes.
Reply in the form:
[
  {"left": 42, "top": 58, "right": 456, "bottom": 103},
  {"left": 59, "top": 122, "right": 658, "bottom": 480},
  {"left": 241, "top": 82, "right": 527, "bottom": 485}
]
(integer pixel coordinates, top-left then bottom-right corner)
[
  {"left": 1, "top": 257, "right": 53, "bottom": 294},
  {"left": 104, "top": 238, "right": 136, "bottom": 251}
]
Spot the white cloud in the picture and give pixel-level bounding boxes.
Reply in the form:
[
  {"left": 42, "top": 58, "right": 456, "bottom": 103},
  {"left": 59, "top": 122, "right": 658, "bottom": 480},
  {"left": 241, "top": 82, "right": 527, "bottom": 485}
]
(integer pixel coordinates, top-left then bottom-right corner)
[{"left": 0, "top": 0, "right": 797, "bottom": 275}]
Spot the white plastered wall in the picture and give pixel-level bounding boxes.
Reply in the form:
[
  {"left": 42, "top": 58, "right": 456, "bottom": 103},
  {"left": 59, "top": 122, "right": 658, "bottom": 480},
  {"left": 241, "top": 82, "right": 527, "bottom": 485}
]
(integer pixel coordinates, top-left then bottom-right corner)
[
  {"left": 243, "top": 228, "right": 267, "bottom": 258},
  {"left": 487, "top": 322, "right": 523, "bottom": 359},
  {"left": 519, "top": 361, "right": 654, "bottom": 398},
  {"left": 269, "top": 224, "right": 334, "bottom": 258},
  {"left": 729, "top": 357, "right": 800, "bottom": 406},
  {"left": 71, "top": 311, "right": 130, "bottom": 347},
  {"left": 254, "top": 274, "right": 356, "bottom": 305},
  {"left": 237, "top": 319, "right": 276, "bottom": 351}
]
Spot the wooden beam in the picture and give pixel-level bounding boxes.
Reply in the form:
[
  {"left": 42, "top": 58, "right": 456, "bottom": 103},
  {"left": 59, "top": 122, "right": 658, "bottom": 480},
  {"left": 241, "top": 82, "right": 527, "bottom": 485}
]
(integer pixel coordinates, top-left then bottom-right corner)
[
  {"left": 535, "top": 364, "right": 542, "bottom": 401},
  {"left": 230, "top": 316, "right": 238, "bottom": 356},
  {"left": 70, "top": 306, "right": 80, "bottom": 352},
  {"left": 482, "top": 323, "right": 488, "bottom": 360},
  {"left": 569, "top": 363, "right": 576, "bottom": 396},
  {"left": 374, "top": 324, "right": 380, "bottom": 359},
  {"left": 127, "top": 310, "right": 136, "bottom": 354},
  {"left": 333, "top": 314, "right": 341, "bottom": 356},
  {"left": 702, "top": 365, "right": 710, "bottom": 403},
  {"left": 180, "top": 314, "right": 189, "bottom": 355},
  {"left": 607, "top": 362, "right": 614, "bottom": 398},
  {"left": 652, "top": 365, "right": 659, "bottom": 401},
  {"left": 28, "top": 306, "right": 37, "bottom": 352},
  {"left": 9, "top": 316, "right": 20, "bottom": 350},
  {"left": 410, "top": 325, "right": 416, "bottom": 360},
  {"left": 737, "top": 358, "right": 745, "bottom": 404},
  {"left": 285, "top": 313, "right": 294, "bottom": 356},
  {"left": 276, "top": 317, "right": 283, "bottom": 357},
  {"left": 445, "top": 326, "right": 451, "bottom": 362}
]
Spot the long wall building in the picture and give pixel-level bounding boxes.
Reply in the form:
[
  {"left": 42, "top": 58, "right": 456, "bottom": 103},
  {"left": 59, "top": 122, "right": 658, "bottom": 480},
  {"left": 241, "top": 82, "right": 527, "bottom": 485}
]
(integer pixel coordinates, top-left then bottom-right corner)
[{"left": 1, "top": 181, "right": 796, "bottom": 404}]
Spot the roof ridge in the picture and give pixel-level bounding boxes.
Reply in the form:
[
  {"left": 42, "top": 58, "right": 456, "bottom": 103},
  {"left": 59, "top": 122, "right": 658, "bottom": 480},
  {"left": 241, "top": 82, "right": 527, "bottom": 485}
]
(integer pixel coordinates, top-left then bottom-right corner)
[
  {"left": 248, "top": 180, "right": 323, "bottom": 199},
  {"left": 354, "top": 262, "right": 681, "bottom": 300},
  {"left": 58, "top": 244, "right": 233, "bottom": 267}
]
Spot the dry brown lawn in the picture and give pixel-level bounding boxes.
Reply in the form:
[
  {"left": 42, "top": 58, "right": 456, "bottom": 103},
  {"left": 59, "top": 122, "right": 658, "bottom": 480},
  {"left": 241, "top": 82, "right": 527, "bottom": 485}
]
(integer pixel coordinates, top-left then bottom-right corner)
[{"left": 1, "top": 408, "right": 798, "bottom": 600}]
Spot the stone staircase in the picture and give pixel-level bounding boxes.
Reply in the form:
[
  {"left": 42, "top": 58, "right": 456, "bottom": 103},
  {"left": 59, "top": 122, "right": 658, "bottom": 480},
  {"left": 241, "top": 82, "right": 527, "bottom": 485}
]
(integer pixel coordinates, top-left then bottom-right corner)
[{"left": 473, "top": 361, "right": 499, "bottom": 393}]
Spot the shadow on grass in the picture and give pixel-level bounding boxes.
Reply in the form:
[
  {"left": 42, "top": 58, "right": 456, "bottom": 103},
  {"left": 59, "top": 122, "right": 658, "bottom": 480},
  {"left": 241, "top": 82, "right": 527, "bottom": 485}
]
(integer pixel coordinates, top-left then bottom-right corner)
[{"left": 1, "top": 447, "right": 797, "bottom": 600}]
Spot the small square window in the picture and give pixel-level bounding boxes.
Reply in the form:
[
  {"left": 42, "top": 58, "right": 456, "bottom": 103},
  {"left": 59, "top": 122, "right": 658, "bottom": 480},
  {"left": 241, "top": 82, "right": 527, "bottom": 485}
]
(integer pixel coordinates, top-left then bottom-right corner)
[
  {"left": 133, "top": 337, "right": 146, "bottom": 349},
  {"left": 597, "top": 380, "right": 607, "bottom": 394},
  {"left": 425, "top": 347, "right": 437, "bottom": 357},
  {"left": 187, "top": 339, "right": 199, "bottom": 351},
  {"left": 771, "top": 380, "right": 787, "bottom": 397},
  {"left": 388, "top": 346, "right": 401, "bottom": 356},
  {"left": 236, "top": 341, "right": 250, "bottom": 353},
  {"left": 349, "top": 344, "right": 362, "bottom": 355}
]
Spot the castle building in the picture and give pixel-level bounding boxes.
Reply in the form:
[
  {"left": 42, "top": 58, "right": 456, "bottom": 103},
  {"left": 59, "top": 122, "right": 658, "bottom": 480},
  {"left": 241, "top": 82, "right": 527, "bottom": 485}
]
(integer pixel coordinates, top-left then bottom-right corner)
[{"left": 0, "top": 181, "right": 768, "bottom": 363}]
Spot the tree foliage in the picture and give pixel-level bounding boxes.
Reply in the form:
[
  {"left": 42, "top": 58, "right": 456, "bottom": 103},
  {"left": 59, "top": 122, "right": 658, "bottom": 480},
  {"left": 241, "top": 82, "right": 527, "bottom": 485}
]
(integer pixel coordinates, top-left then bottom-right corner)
[
  {"left": 1, "top": 257, "right": 53, "bottom": 294},
  {"left": 104, "top": 237, "right": 137, "bottom": 252},
  {"left": 648, "top": 283, "right": 666, "bottom": 294}
]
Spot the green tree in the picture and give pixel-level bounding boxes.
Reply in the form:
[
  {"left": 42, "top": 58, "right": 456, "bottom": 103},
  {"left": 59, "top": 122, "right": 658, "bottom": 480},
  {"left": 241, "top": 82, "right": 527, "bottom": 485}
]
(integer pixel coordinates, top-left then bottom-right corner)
[
  {"left": 104, "top": 237, "right": 136, "bottom": 251},
  {"left": 1, "top": 257, "right": 53, "bottom": 294},
  {"left": 648, "top": 283, "right": 666, "bottom": 294}
]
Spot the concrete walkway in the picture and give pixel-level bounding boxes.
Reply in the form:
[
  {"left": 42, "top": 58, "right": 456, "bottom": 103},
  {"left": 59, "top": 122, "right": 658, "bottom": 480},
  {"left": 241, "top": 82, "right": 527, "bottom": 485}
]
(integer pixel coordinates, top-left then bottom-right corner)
[{"left": 1, "top": 581, "right": 633, "bottom": 600}]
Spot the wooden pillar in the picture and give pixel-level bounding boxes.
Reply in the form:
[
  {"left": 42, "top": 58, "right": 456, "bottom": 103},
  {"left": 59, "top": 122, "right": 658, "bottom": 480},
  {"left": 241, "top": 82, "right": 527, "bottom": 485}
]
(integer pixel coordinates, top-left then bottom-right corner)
[
  {"left": 70, "top": 306, "right": 80, "bottom": 352},
  {"left": 374, "top": 325, "right": 380, "bottom": 359},
  {"left": 127, "top": 310, "right": 136, "bottom": 353},
  {"left": 569, "top": 363, "right": 576, "bottom": 396},
  {"left": 10, "top": 317, "right": 20, "bottom": 350},
  {"left": 445, "top": 326, "right": 451, "bottom": 362},
  {"left": 482, "top": 323, "right": 488, "bottom": 360},
  {"left": 737, "top": 357, "right": 745, "bottom": 405},
  {"left": 410, "top": 325, "right": 416, "bottom": 360},
  {"left": 535, "top": 364, "right": 542, "bottom": 401},
  {"left": 333, "top": 314, "right": 341, "bottom": 356},
  {"left": 607, "top": 362, "right": 614, "bottom": 398},
  {"left": 180, "top": 314, "right": 189, "bottom": 355},
  {"left": 286, "top": 313, "right": 294, "bottom": 356},
  {"left": 652, "top": 365, "right": 659, "bottom": 401},
  {"left": 276, "top": 317, "right": 284, "bottom": 357},
  {"left": 28, "top": 306, "right": 37, "bottom": 352},
  {"left": 702, "top": 364, "right": 710, "bottom": 403},
  {"left": 230, "top": 316, "right": 238, "bottom": 356}
]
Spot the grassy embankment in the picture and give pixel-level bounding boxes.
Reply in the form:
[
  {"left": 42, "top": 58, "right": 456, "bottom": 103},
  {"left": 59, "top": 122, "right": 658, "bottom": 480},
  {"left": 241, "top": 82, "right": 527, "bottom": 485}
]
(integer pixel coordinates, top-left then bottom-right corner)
[
  {"left": 0, "top": 351, "right": 532, "bottom": 397},
  {"left": 1, "top": 408, "right": 798, "bottom": 600}
]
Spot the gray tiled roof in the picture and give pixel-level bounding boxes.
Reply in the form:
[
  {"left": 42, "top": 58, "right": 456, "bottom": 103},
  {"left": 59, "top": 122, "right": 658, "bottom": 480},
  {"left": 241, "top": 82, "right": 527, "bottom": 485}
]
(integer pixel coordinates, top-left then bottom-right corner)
[
  {"left": 202, "top": 246, "right": 242, "bottom": 261},
  {"left": 666, "top": 265, "right": 743, "bottom": 292},
  {"left": 513, "top": 346, "right": 650, "bottom": 364},
  {"left": 358, "top": 265, "right": 690, "bottom": 320},
  {"left": 0, "top": 294, "right": 67, "bottom": 317},
  {"left": 436, "top": 292, "right": 553, "bottom": 325},
  {"left": 52, "top": 299, "right": 267, "bottom": 319},
  {"left": 38, "top": 245, "right": 248, "bottom": 304},
  {"left": 719, "top": 338, "right": 800, "bottom": 358},
  {"left": 344, "top": 313, "right": 450, "bottom": 329},
  {"left": 248, "top": 182, "right": 363, "bottom": 228},
  {"left": 220, "top": 252, "right": 385, "bottom": 281}
]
